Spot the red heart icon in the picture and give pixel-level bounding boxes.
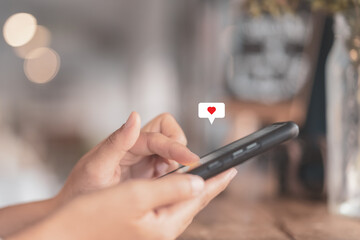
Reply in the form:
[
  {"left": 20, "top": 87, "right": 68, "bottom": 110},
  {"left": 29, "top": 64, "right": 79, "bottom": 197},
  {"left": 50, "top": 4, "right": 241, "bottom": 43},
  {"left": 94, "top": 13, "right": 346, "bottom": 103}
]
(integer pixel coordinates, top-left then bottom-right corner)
[{"left": 207, "top": 106, "right": 216, "bottom": 115}]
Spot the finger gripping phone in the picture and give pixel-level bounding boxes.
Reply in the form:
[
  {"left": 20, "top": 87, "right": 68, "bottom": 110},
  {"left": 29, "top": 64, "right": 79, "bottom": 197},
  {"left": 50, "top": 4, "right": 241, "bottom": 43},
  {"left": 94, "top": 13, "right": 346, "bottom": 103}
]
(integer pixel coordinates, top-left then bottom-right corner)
[{"left": 169, "top": 122, "right": 299, "bottom": 180}]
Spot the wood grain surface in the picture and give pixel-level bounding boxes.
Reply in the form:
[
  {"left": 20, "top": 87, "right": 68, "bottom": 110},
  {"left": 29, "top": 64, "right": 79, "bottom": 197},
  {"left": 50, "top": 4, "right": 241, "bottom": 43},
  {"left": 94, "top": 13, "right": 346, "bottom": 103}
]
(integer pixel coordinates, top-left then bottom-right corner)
[{"left": 180, "top": 174, "right": 360, "bottom": 240}]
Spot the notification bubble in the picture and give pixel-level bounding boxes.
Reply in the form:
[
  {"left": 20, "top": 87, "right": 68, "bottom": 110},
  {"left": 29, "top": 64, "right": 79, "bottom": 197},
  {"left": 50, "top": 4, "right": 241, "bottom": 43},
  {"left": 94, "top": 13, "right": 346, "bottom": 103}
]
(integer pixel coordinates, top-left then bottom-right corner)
[{"left": 198, "top": 102, "right": 225, "bottom": 124}]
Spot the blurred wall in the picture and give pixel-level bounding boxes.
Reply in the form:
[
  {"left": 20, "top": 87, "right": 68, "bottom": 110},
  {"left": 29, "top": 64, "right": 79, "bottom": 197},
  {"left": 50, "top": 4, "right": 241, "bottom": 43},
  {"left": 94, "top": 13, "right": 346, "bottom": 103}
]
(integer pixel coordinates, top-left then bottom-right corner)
[
  {"left": 0, "top": 0, "right": 325, "bottom": 206},
  {"left": 0, "top": 0, "right": 232, "bottom": 206}
]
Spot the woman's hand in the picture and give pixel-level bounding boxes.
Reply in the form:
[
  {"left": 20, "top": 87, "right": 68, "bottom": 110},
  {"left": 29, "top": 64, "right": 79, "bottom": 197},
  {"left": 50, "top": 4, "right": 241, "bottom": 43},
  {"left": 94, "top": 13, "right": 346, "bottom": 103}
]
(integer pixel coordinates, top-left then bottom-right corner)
[
  {"left": 57, "top": 112, "right": 199, "bottom": 203},
  {"left": 0, "top": 112, "right": 199, "bottom": 237},
  {"left": 3, "top": 112, "right": 238, "bottom": 240},
  {"left": 121, "top": 112, "right": 195, "bottom": 179},
  {"left": 10, "top": 169, "right": 237, "bottom": 240}
]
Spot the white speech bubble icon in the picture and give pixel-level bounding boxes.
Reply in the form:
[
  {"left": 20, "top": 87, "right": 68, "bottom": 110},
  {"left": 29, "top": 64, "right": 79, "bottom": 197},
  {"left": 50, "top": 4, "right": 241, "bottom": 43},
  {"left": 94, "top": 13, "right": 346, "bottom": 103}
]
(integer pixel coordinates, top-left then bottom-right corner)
[{"left": 198, "top": 102, "right": 225, "bottom": 124}]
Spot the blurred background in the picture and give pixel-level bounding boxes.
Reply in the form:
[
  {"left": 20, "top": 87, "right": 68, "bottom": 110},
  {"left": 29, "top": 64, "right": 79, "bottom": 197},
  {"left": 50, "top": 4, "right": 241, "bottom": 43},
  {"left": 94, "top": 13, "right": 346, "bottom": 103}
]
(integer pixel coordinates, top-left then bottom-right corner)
[{"left": 0, "top": 0, "right": 329, "bottom": 207}]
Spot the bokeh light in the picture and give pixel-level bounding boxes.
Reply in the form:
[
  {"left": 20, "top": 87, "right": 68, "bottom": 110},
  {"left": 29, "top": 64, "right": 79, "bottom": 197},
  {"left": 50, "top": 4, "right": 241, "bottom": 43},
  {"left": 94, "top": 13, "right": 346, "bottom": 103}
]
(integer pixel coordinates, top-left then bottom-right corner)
[
  {"left": 24, "top": 47, "right": 60, "bottom": 84},
  {"left": 14, "top": 25, "right": 51, "bottom": 59},
  {"left": 3, "top": 13, "right": 37, "bottom": 47},
  {"left": 350, "top": 49, "right": 359, "bottom": 62}
]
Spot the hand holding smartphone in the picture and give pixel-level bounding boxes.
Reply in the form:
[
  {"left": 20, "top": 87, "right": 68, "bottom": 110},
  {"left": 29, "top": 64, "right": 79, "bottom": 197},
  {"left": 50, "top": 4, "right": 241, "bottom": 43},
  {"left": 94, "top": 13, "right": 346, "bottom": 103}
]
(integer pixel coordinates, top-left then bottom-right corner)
[{"left": 164, "top": 122, "right": 299, "bottom": 180}]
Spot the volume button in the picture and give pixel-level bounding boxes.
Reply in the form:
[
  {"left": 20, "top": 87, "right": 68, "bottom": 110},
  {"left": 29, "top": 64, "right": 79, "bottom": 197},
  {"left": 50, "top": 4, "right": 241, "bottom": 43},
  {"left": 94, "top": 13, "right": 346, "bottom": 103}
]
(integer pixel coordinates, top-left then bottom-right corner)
[
  {"left": 246, "top": 142, "right": 259, "bottom": 151},
  {"left": 232, "top": 149, "right": 244, "bottom": 159},
  {"left": 207, "top": 161, "right": 222, "bottom": 170}
]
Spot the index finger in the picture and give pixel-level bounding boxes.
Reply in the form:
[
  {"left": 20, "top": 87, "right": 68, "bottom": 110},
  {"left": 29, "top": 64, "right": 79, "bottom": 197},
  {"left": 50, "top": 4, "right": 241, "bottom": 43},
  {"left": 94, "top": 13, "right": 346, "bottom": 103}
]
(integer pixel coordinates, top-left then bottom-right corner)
[
  {"left": 142, "top": 113, "right": 187, "bottom": 145},
  {"left": 129, "top": 132, "right": 199, "bottom": 165}
]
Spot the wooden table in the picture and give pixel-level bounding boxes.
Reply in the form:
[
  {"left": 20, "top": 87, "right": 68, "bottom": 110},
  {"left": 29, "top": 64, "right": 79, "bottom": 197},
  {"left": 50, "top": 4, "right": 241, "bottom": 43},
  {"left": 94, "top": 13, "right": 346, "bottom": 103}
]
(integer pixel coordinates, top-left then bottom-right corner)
[{"left": 180, "top": 173, "right": 360, "bottom": 240}]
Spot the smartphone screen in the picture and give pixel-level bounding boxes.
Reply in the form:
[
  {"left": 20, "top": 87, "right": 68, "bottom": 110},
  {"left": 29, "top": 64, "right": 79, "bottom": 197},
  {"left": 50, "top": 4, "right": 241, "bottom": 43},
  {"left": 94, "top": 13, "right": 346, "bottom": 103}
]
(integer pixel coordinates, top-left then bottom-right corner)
[{"left": 164, "top": 122, "right": 299, "bottom": 179}]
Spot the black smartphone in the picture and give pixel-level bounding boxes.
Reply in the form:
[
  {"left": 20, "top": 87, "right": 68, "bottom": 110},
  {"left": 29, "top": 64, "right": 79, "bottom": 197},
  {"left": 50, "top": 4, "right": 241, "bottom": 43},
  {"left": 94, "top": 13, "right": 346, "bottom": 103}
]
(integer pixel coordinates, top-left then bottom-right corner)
[{"left": 165, "top": 122, "right": 299, "bottom": 180}]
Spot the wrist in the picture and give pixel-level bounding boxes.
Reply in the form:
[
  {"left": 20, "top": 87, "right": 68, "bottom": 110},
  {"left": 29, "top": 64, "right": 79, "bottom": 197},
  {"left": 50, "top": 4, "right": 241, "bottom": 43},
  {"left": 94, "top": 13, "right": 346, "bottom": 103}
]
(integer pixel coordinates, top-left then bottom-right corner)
[
  {"left": 0, "top": 197, "right": 63, "bottom": 239},
  {"left": 6, "top": 197, "right": 79, "bottom": 240},
  {"left": 34, "top": 196, "right": 61, "bottom": 218},
  {"left": 48, "top": 193, "right": 63, "bottom": 211}
]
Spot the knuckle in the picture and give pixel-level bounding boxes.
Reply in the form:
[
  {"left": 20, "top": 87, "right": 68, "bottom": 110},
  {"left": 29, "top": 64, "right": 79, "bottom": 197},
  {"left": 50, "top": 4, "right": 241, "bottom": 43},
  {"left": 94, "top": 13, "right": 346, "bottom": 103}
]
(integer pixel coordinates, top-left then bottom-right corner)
[
  {"left": 159, "top": 112, "right": 174, "bottom": 120},
  {"left": 105, "top": 132, "right": 117, "bottom": 146},
  {"left": 148, "top": 132, "right": 162, "bottom": 138},
  {"left": 146, "top": 132, "right": 161, "bottom": 143},
  {"left": 104, "top": 125, "right": 125, "bottom": 147},
  {"left": 146, "top": 132, "right": 163, "bottom": 147}
]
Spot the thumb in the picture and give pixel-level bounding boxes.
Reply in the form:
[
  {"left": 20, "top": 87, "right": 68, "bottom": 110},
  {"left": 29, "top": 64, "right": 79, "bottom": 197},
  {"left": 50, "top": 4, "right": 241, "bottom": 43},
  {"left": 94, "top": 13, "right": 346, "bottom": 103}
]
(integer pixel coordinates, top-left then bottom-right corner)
[
  {"left": 96, "top": 112, "right": 141, "bottom": 165},
  {"left": 132, "top": 174, "right": 205, "bottom": 211}
]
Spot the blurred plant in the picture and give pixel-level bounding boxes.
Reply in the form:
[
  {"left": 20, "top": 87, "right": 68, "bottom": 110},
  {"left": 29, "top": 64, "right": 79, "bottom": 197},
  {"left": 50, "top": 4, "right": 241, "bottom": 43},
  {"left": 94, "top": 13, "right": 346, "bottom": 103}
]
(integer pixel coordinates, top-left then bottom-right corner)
[
  {"left": 312, "top": 0, "right": 360, "bottom": 13},
  {"left": 243, "top": 0, "right": 303, "bottom": 16},
  {"left": 243, "top": 0, "right": 360, "bottom": 15}
]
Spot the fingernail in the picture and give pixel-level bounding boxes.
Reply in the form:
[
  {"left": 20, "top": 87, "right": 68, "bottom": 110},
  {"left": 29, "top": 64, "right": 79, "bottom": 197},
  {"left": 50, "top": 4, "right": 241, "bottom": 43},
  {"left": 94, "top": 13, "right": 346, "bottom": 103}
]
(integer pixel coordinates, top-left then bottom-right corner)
[
  {"left": 188, "top": 152, "right": 200, "bottom": 164},
  {"left": 228, "top": 169, "right": 238, "bottom": 180},
  {"left": 190, "top": 175, "right": 205, "bottom": 196},
  {"left": 181, "top": 149, "right": 200, "bottom": 166},
  {"left": 192, "top": 152, "right": 200, "bottom": 161}
]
